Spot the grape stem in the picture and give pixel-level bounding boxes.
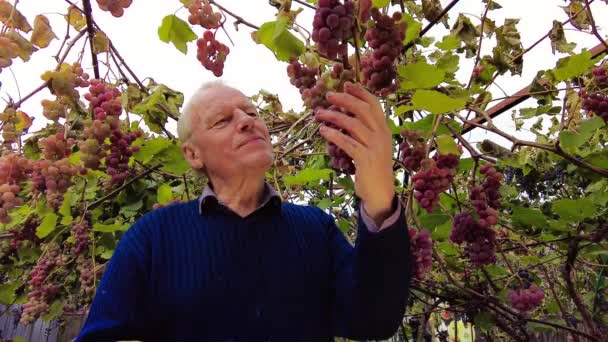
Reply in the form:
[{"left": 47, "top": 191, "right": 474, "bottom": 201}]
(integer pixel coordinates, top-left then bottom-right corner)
[
  {"left": 82, "top": 0, "right": 100, "bottom": 79},
  {"left": 208, "top": 0, "right": 259, "bottom": 30},
  {"left": 582, "top": 0, "right": 608, "bottom": 53}
]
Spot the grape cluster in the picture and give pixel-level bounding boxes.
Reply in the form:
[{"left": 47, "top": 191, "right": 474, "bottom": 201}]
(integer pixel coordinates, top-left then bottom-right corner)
[
  {"left": 287, "top": 57, "right": 318, "bottom": 96},
  {"left": 312, "top": 0, "right": 355, "bottom": 60},
  {"left": 39, "top": 133, "right": 74, "bottom": 160},
  {"left": 592, "top": 66, "right": 608, "bottom": 86},
  {"left": 41, "top": 62, "right": 89, "bottom": 99},
  {"left": 95, "top": 0, "right": 133, "bottom": 17},
  {"left": 327, "top": 135, "right": 356, "bottom": 174},
  {"left": 85, "top": 79, "right": 123, "bottom": 121},
  {"left": 20, "top": 284, "right": 61, "bottom": 325},
  {"left": 0, "top": 154, "right": 31, "bottom": 223},
  {"left": 469, "top": 164, "right": 502, "bottom": 227},
  {"left": 508, "top": 284, "right": 545, "bottom": 313},
  {"left": 412, "top": 155, "right": 459, "bottom": 212},
  {"left": 0, "top": 35, "right": 19, "bottom": 68},
  {"left": 197, "top": 30, "right": 230, "bottom": 77},
  {"left": 188, "top": 0, "right": 221, "bottom": 29},
  {"left": 398, "top": 130, "right": 426, "bottom": 171},
  {"left": 71, "top": 220, "right": 90, "bottom": 255},
  {"left": 450, "top": 212, "right": 497, "bottom": 267},
  {"left": 107, "top": 130, "right": 141, "bottom": 184},
  {"left": 330, "top": 63, "right": 355, "bottom": 91},
  {"left": 409, "top": 228, "right": 433, "bottom": 280},
  {"left": 77, "top": 256, "right": 97, "bottom": 298},
  {"left": 32, "top": 159, "right": 79, "bottom": 209},
  {"left": 590, "top": 222, "right": 608, "bottom": 243},
  {"left": 40, "top": 99, "right": 67, "bottom": 121},
  {"left": 361, "top": 9, "right": 406, "bottom": 95},
  {"left": 152, "top": 199, "right": 184, "bottom": 210},
  {"left": 9, "top": 218, "right": 40, "bottom": 250},
  {"left": 580, "top": 90, "right": 608, "bottom": 123}
]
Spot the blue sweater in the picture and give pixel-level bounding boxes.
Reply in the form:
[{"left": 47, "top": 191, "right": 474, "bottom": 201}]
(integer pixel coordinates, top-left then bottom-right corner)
[{"left": 76, "top": 196, "right": 411, "bottom": 341}]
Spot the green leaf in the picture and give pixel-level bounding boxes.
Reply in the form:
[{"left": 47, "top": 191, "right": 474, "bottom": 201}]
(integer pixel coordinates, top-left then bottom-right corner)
[
  {"left": 430, "top": 220, "right": 451, "bottom": 241},
  {"left": 59, "top": 191, "right": 73, "bottom": 225},
  {"left": 403, "top": 13, "right": 422, "bottom": 46},
  {"left": 511, "top": 206, "right": 547, "bottom": 228},
  {"left": 584, "top": 151, "right": 608, "bottom": 169},
  {"left": 133, "top": 137, "right": 173, "bottom": 164},
  {"left": 157, "top": 143, "right": 191, "bottom": 175},
  {"left": 157, "top": 15, "right": 197, "bottom": 54},
  {"left": 42, "top": 300, "right": 63, "bottom": 322},
  {"left": 554, "top": 50, "right": 595, "bottom": 81},
  {"left": 474, "top": 312, "right": 494, "bottom": 332},
  {"left": 36, "top": 213, "right": 58, "bottom": 238},
  {"left": 437, "top": 241, "right": 458, "bottom": 256},
  {"left": 337, "top": 219, "right": 350, "bottom": 234},
  {"left": 372, "top": 0, "right": 390, "bottom": 7},
  {"left": 397, "top": 114, "right": 461, "bottom": 138},
  {"left": 157, "top": 183, "right": 173, "bottom": 204},
  {"left": 419, "top": 213, "right": 450, "bottom": 230},
  {"left": 254, "top": 19, "right": 305, "bottom": 62},
  {"left": 284, "top": 168, "right": 334, "bottom": 186},
  {"left": 13, "top": 337, "right": 25, "bottom": 342},
  {"left": 398, "top": 61, "right": 445, "bottom": 89},
  {"left": 132, "top": 84, "right": 183, "bottom": 134},
  {"left": 93, "top": 220, "right": 123, "bottom": 233},
  {"left": 552, "top": 198, "right": 596, "bottom": 222},
  {"left": 436, "top": 135, "right": 460, "bottom": 155},
  {"left": 436, "top": 34, "right": 461, "bottom": 50},
  {"left": 527, "top": 322, "right": 556, "bottom": 333},
  {"left": 316, "top": 198, "right": 332, "bottom": 210},
  {"left": 411, "top": 90, "right": 467, "bottom": 114},
  {"left": 559, "top": 116, "right": 605, "bottom": 154},
  {"left": 0, "top": 282, "right": 19, "bottom": 304}
]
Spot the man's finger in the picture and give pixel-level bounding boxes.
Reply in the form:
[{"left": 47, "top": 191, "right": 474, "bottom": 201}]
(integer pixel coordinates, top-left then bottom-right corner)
[
  {"left": 315, "top": 109, "right": 370, "bottom": 147},
  {"left": 344, "top": 82, "right": 385, "bottom": 122},
  {"left": 319, "top": 124, "right": 363, "bottom": 161},
  {"left": 325, "top": 92, "right": 376, "bottom": 130}
]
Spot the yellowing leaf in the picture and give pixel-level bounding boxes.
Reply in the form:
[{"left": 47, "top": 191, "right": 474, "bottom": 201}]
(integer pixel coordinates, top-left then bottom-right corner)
[
  {"left": 436, "top": 135, "right": 460, "bottom": 155},
  {"left": 6, "top": 29, "right": 37, "bottom": 61},
  {"left": 0, "top": 1, "right": 32, "bottom": 33},
  {"left": 31, "top": 15, "right": 57, "bottom": 48},
  {"left": 66, "top": 6, "right": 86, "bottom": 30},
  {"left": 14, "top": 110, "right": 32, "bottom": 132},
  {"left": 93, "top": 30, "right": 110, "bottom": 54}
]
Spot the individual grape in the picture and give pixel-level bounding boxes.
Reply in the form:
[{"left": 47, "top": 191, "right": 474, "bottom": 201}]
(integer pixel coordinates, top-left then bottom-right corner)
[
  {"left": 412, "top": 155, "right": 459, "bottom": 212},
  {"left": 398, "top": 130, "right": 427, "bottom": 171},
  {"left": 508, "top": 284, "right": 545, "bottom": 313},
  {"left": 39, "top": 133, "right": 74, "bottom": 160},
  {"left": 312, "top": 0, "right": 355, "bottom": 60},
  {"left": 361, "top": 9, "right": 406, "bottom": 95},
  {"left": 32, "top": 158, "right": 79, "bottom": 209},
  {"left": 41, "top": 99, "right": 67, "bottom": 121},
  {"left": 409, "top": 228, "right": 433, "bottom": 280},
  {"left": 188, "top": 0, "right": 222, "bottom": 29},
  {"left": 71, "top": 220, "right": 90, "bottom": 255},
  {"left": 95, "top": 0, "right": 133, "bottom": 17},
  {"left": 580, "top": 89, "right": 608, "bottom": 123},
  {"left": 196, "top": 30, "right": 230, "bottom": 77},
  {"left": 329, "top": 62, "right": 355, "bottom": 92},
  {"left": 471, "top": 65, "right": 485, "bottom": 81}
]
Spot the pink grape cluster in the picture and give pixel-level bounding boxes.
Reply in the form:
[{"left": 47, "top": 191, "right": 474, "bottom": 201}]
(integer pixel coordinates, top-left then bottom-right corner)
[
  {"left": 330, "top": 63, "right": 355, "bottom": 92},
  {"left": 95, "top": 0, "right": 133, "bottom": 17},
  {"left": 398, "top": 130, "right": 426, "bottom": 171},
  {"left": 20, "top": 284, "right": 61, "bottom": 325},
  {"left": 592, "top": 66, "right": 608, "bottom": 86},
  {"left": 508, "top": 284, "right": 545, "bottom": 313},
  {"left": 71, "top": 220, "right": 90, "bottom": 255},
  {"left": 0, "top": 154, "right": 31, "bottom": 223},
  {"left": 0, "top": 183, "right": 23, "bottom": 224},
  {"left": 312, "top": 0, "right": 355, "bottom": 60},
  {"left": 580, "top": 90, "right": 608, "bottom": 123},
  {"left": 470, "top": 164, "right": 502, "bottom": 228},
  {"left": 287, "top": 57, "right": 318, "bottom": 97},
  {"left": 188, "top": 0, "right": 222, "bottom": 29},
  {"left": 361, "top": 9, "right": 406, "bottom": 95},
  {"left": 77, "top": 256, "right": 97, "bottom": 298},
  {"left": 32, "top": 159, "right": 79, "bottom": 209},
  {"left": 409, "top": 228, "right": 433, "bottom": 280},
  {"left": 9, "top": 218, "right": 39, "bottom": 250},
  {"left": 450, "top": 212, "right": 497, "bottom": 267},
  {"left": 107, "top": 130, "right": 141, "bottom": 185},
  {"left": 412, "top": 155, "right": 459, "bottom": 212},
  {"left": 197, "top": 30, "right": 230, "bottom": 77},
  {"left": 39, "top": 133, "right": 74, "bottom": 161}
]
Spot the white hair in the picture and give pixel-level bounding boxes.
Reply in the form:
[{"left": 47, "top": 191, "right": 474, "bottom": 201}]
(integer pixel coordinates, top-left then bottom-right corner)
[{"left": 177, "top": 80, "right": 228, "bottom": 143}]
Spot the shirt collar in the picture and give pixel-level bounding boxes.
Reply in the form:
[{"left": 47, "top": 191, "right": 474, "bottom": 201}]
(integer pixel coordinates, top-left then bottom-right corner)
[{"left": 198, "top": 181, "right": 282, "bottom": 215}]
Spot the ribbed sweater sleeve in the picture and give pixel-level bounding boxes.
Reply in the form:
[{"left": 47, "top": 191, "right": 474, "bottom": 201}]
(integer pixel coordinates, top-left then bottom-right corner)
[
  {"left": 329, "top": 195, "right": 411, "bottom": 340},
  {"left": 75, "top": 217, "right": 151, "bottom": 342}
]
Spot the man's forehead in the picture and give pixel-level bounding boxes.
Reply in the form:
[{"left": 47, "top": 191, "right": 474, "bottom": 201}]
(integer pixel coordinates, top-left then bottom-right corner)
[{"left": 195, "top": 86, "right": 253, "bottom": 119}]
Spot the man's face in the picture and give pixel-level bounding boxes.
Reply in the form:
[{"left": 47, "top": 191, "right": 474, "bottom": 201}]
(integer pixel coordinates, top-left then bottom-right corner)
[{"left": 182, "top": 86, "right": 274, "bottom": 178}]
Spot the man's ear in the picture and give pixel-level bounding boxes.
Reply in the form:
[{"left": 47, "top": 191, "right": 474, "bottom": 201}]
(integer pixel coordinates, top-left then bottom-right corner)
[{"left": 181, "top": 142, "right": 204, "bottom": 170}]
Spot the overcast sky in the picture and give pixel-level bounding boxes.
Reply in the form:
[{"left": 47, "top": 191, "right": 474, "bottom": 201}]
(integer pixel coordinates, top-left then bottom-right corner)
[{"left": 2, "top": 0, "right": 608, "bottom": 145}]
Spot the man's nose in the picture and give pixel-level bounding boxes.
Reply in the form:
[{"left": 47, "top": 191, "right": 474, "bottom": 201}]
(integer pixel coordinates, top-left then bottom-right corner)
[{"left": 235, "top": 109, "right": 254, "bottom": 132}]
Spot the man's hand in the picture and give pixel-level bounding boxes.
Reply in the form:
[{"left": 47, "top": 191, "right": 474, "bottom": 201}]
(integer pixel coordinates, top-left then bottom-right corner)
[{"left": 315, "top": 82, "right": 395, "bottom": 225}]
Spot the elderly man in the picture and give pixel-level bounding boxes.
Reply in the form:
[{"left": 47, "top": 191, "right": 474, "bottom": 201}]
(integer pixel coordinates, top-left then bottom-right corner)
[{"left": 76, "top": 81, "right": 411, "bottom": 341}]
